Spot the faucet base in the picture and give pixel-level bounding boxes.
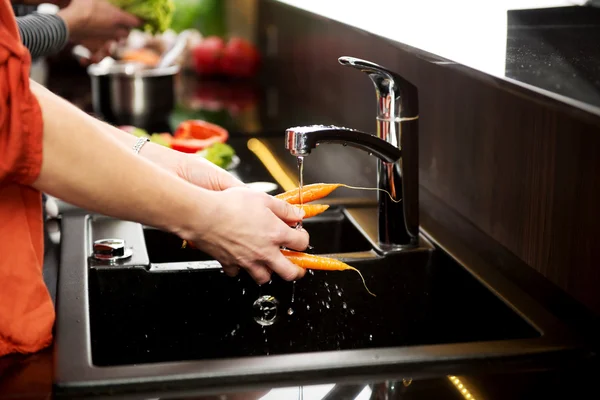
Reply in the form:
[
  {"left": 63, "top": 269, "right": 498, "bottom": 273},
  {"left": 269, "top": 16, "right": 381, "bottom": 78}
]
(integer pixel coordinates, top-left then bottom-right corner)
[{"left": 377, "top": 241, "right": 419, "bottom": 254}]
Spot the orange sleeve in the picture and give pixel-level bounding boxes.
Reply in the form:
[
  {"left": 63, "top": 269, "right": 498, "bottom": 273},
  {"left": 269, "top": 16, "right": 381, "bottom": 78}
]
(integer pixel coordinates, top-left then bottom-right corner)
[{"left": 0, "top": 0, "right": 44, "bottom": 185}]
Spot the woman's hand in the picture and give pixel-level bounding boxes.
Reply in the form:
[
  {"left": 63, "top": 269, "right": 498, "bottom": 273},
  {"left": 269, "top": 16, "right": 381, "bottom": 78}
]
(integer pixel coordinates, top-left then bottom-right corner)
[
  {"left": 57, "top": 0, "right": 140, "bottom": 54},
  {"left": 182, "top": 187, "right": 309, "bottom": 284},
  {"left": 137, "top": 141, "right": 245, "bottom": 191},
  {"left": 30, "top": 81, "right": 308, "bottom": 286},
  {"left": 172, "top": 152, "right": 246, "bottom": 192}
]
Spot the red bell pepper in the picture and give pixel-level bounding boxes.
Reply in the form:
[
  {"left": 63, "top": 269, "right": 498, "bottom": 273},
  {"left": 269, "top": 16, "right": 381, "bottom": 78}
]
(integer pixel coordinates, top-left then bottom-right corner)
[{"left": 171, "top": 120, "right": 229, "bottom": 153}]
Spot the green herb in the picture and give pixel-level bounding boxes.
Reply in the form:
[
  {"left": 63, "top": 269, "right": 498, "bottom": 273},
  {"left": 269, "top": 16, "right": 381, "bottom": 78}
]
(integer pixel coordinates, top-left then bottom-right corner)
[
  {"left": 149, "top": 133, "right": 171, "bottom": 147},
  {"left": 131, "top": 127, "right": 150, "bottom": 138},
  {"left": 109, "top": 0, "right": 175, "bottom": 34},
  {"left": 197, "top": 142, "right": 235, "bottom": 169}
]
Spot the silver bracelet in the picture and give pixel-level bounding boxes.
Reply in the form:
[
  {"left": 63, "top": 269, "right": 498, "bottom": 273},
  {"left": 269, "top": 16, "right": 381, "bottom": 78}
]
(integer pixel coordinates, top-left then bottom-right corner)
[{"left": 132, "top": 137, "right": 150, "bottom": 154}]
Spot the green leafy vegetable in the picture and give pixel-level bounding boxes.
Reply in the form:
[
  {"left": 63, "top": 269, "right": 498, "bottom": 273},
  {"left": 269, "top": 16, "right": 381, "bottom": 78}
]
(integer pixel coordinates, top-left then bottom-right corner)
[
  {"left": 109, "top": 0, "right": 175, "bottom": 34},
  {"left": 197, "top": 142, "right": 235, "bottom": 169},
  {"left": 131, "top": 127, "right": 150, "bottom": 138},
  {"left": 149, "top": 133, "right": 171, "bottom": 147}
]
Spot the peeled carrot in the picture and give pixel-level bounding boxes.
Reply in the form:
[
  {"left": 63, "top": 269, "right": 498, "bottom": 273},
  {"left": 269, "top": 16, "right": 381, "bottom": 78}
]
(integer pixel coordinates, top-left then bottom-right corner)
[
  {"left": 275, "top": 183, "right": 343, "bottom": 204},
  {"left": 281, "top": 249, "right": 376, "bottom": 297},
  {"left": 296, "top": 204, "right": 329, "bottom": 218},
  {"left": 276, "top": 183, "right": 401, "bottom": 205}
]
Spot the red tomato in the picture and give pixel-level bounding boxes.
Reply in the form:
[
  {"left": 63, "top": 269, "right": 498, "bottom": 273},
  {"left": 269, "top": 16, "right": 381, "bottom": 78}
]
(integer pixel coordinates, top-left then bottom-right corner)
[
  {"left": 171, "top": 120, "right": 229, "bottom": 153},
  {"left": 220, "top": 37, "right": 260, "bottom": 78},
  {"left": 192, "top": 36, "right": 225, "bottom": 76}
]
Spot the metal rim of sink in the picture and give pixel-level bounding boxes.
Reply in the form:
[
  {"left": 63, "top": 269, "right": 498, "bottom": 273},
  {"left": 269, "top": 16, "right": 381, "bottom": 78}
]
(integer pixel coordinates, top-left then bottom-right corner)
[{"left": 53, "top": 211, "right": 590, "bottom": 398}]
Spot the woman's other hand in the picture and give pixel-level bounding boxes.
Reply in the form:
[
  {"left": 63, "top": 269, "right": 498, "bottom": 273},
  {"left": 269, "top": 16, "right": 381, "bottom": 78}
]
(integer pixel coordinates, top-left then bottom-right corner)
[
  {"left": 57, "top": 0, "right": 140, "bottom": 54},
  {"left": 182, "top": 188, "right": 309, "bottom": 284}
]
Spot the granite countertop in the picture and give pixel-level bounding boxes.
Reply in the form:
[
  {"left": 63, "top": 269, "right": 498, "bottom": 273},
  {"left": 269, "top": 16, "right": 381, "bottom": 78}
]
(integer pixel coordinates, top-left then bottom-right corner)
[{"left": 275, "top": 0, "right": 600, "bottom": 117}]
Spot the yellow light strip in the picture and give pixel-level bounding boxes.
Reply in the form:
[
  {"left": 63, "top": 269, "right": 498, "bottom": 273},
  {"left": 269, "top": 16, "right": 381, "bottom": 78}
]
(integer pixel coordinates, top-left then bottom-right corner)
[
  {"left": 247, "top": 138, "right": 298, "bottom": 192},
  {"left": 448, "top": 376, "right": 477, "bottom": 400}
]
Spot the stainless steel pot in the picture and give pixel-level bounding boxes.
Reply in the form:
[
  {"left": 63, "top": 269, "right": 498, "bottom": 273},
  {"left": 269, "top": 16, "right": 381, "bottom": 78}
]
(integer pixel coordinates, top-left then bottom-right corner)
[{"left": 87, "top": 62, "right": 180, "bottom": 126}]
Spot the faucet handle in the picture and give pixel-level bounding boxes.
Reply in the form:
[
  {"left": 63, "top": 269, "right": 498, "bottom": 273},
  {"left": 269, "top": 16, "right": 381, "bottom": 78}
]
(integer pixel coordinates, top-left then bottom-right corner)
[{"left": 338, "top": 56, "right": 418, "bottom": 118}]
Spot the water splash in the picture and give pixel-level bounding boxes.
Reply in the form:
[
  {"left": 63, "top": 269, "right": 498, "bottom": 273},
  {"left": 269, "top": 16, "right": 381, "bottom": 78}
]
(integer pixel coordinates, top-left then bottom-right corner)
[{"left": 253, "top": 295, "right": 279, "bottom": 326}]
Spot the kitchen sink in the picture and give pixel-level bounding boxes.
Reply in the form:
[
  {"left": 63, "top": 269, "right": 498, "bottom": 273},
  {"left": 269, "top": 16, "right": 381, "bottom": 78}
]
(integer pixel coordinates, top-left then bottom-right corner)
[
  {"left": 54, "top": 210, "right": 585, "bottom": 398},
  {"left": 88, "top": 249, "right": 539, "bottom": 367},
  {"left": 143, "top": 206, "right": 374, "bottom": 264}
]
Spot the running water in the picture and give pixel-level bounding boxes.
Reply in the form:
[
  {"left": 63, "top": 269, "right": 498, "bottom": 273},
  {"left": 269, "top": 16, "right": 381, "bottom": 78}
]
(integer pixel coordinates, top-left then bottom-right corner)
[
  {"left": 296, "top": 156, "right": 304, "bottom": 230},
  {"left": 288, "top": 281, "right": 296, "bottom": 316}
]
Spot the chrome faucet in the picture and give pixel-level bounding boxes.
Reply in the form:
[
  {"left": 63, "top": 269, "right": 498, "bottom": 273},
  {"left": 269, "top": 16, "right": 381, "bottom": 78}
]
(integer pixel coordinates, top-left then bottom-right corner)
[{"left": 285, "top": 56, "right": 419, "bottom": 252}]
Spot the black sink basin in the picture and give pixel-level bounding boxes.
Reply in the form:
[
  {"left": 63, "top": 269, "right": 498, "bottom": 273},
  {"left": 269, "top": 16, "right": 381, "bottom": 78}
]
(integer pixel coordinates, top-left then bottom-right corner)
[
  {"left": 54, "top": 212, "right": 584, "bottom": 398},
  {"left": 143, "top": 206, "right": 373, "bottom": 264},
  {"left": 88, "top": 249, "right": 539, "bottom": 367}
]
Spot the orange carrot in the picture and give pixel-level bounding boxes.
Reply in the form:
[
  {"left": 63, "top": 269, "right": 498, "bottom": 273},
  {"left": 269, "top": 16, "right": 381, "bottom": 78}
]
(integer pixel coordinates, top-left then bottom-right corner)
[
  {"left": 275, "top": 183, "right": 343, "bottom": 204},
  {"left": 121, "top": 48, "right": 161, "bottom": 67},
  {"left": 276, "top": 183, "right": 402, "bottom": 204},
  {"left": 281, "top": 249, "right": 376, "bottom": 297},
  {"left": 182, "top": 240, "right": 196, "bottom": 249},
  {"left": 296, "top": 204, "right": 329, "bottom": 219}
]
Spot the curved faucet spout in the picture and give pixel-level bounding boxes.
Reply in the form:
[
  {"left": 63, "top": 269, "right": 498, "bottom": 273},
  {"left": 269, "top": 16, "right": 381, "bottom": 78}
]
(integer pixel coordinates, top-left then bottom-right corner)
[{"left": 285, "top": 125, "right": 401, "bottom": 163}]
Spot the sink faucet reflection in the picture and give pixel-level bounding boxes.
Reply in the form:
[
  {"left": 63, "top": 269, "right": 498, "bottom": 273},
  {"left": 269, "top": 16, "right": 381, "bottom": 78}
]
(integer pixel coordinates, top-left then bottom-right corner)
[{"left": 285, "top": 56, "right": 419, "bottom": 252}]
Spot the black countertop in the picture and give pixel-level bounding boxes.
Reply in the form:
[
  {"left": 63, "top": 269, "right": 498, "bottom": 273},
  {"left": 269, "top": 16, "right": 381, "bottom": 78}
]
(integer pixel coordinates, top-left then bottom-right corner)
[{"left": 2, "top": 54, "right": 600, "bottom": 400}]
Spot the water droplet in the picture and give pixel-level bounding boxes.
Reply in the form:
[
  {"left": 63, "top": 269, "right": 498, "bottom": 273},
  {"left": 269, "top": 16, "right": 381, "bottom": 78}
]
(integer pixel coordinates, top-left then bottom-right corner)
[
  {"left": 309, "top": 270, "right": 314, "bottom": 275},
  {"left": 342, "top": 302, "right": 347, "bottom": 309},
  {"left": 343, "top": 142, "right": 348, "bottom": 146},
  {"left": 268, "top": 279, "right": 273, "bottom": 285},
  {"left": 368, "top": 152, "right": 373, "bottom": 156},
  {"left": 337, "top": 290, "right": 342, "bottom": 297},
  {"left": 334, "top": 284, "right": 338, "bottom": 290},
  {"left": 306, "top": 304, "right": 310, "bottom": 310},
  {"left": 287, "top": 308, "right": 294, "bottom": 315},
  {"left": 369, "top": 334, "right": 373, "bottom": 341},
  {"left": 326, "top": 303, "right": 330, "bottom": 309},
  {"left": 253, "top": 295, "right": 279, "bottom": 326},
  {"left": 327, "top": 296, "right": 331, "bottom": 302},
  {"left": 144, "top": 334, "right": 148, "bottom": 338},
  {"left": 350, "top": 309, "right": 355, "bottom": 315},
  {"left": 310, "top": 325, "right": 314, "bottom": 331},
  {"left": 242, "top": 288, "right": 246, "bottom": 295},
  {"left": 324, "top": 282, "right": 329, "bottom": 287},
  {"left": 231, "top": 329, "right": 236, "bottom": 336}
]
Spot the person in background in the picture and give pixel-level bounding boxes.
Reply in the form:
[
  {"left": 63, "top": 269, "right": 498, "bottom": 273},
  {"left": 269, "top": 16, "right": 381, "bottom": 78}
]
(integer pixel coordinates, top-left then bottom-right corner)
[
  {"left": 0, "top": 0, "right": 309, "bottom": 358},
  {"left": 13, "top": 0, "right": 140, "bottom": 62}
]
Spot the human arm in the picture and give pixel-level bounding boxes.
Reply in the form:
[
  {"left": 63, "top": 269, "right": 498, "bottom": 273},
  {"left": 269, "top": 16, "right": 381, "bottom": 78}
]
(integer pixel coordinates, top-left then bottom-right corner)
[
  {"left": 16, "top": 12, "right": 69, "bottom": 59},
  {"left": 28, "top": 80, "right": 308, "bottom": 283},
  {"left": 83, "top": 116, "right": 246, "bottom": 191},
  {"left": 14, "top": 0, "right": 140, "bottom": 61}
]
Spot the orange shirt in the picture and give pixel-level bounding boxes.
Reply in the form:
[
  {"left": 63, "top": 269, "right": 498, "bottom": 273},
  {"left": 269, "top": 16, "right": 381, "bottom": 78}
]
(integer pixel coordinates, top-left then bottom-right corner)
[{"left": 0, "top": 0, "right": 54, "bottom": 357}]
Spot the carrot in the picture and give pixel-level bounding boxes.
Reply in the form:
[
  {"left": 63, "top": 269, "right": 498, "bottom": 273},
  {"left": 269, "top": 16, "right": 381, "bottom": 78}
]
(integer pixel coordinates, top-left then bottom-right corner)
[
  {"left": 296, "top": 204, "right": 329, "bottom": 219},
  {"left": 275, "top": 183, "right": 343, "bottom": 204},
  {"left": 281, "top": 249, "right": 376, "bottom": 297},
  {"left": 275, "top": 183, "right": 401, "bottom": 204},
  {"left": 121, "top": 48, "right": 161, "bottom": 67},
  {"left": 182, "top": 240, "right": 196, "bottom": 249}
]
